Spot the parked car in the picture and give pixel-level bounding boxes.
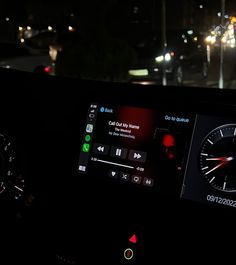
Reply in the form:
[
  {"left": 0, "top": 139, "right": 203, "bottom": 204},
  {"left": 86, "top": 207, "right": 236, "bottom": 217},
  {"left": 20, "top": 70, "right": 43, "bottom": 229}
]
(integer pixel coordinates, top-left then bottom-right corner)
[
  {"left": 24, "top": 31, "right": 57, "bottom": 51},
  {"left": 128, "top": 29, "right": 208, "bottom": 85},
  {"left": 0, "top": 41, "right": 52, "bottom": 74}
]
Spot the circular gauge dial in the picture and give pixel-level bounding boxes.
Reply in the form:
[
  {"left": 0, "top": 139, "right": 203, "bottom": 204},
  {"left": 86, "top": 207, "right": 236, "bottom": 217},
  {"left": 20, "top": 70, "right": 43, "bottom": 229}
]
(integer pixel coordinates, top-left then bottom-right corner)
[
  {"left": 199, "top": 124, "right": 236, "bottom": 193},
  {"left": 0, "top": 134, "right": 24, "bottom": 200}
]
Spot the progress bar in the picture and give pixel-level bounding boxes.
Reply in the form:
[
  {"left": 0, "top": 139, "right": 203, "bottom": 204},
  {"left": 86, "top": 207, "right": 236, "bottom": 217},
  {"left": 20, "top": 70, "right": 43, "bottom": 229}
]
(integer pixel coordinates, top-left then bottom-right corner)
[{"left": 92, "top": 157, "right": 134, "bottom": 169}]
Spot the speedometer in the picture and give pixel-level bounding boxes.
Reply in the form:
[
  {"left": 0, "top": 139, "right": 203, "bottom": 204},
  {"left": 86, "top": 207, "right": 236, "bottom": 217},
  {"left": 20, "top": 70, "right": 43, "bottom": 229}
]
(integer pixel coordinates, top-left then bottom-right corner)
[{"left": 0, "top": 133, "right": 25, "bottom": 200}]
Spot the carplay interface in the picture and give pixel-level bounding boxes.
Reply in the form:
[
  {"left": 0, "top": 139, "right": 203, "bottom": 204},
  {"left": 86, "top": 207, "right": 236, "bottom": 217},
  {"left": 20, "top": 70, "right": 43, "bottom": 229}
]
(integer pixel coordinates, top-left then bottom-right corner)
[
  {"left": 78, "top": 103, "right": 194, "bottom": 194},
  {"left": 78, "top": 104, "right": 236, "bottom": 209}
]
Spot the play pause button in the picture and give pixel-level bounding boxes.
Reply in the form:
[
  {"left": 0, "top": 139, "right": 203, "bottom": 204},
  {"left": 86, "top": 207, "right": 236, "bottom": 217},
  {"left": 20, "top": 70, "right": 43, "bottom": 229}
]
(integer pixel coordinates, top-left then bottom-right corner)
[{"left": 109, "top": 170, "right": 119, "bottom": 179}]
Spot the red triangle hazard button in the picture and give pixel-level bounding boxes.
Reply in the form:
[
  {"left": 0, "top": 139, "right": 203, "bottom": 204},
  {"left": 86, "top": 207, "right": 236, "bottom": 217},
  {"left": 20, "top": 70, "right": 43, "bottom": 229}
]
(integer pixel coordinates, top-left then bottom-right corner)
[{"left": 129, "top": 234, "right": 137, "bottom": 244}]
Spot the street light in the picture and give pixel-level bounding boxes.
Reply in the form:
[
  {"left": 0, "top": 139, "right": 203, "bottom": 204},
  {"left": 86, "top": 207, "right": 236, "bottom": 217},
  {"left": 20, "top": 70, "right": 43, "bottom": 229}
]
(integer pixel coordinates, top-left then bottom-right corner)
[
  {"left": 49, "top": 45, "right": 62, "bottom": 75},
  {"left": 162, "top": 0, "right": 167, "bottom": 86}
]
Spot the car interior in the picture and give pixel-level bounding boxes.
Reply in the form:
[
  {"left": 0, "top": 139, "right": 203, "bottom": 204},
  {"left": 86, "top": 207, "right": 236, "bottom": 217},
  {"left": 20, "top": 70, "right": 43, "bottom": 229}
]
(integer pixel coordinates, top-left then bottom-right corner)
[
  {"left": 2, "top": 0, "right": 236, "bottom": 264},
  {"left": 1, "top": 67, "right": 236, "bottom": 264}
]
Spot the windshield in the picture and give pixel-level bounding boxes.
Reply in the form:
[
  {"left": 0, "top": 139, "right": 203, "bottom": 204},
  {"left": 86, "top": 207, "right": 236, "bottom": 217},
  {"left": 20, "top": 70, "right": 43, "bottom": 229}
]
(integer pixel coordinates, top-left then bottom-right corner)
[{"left": 1, "top": 0, "right": 236, "bottom": 89}]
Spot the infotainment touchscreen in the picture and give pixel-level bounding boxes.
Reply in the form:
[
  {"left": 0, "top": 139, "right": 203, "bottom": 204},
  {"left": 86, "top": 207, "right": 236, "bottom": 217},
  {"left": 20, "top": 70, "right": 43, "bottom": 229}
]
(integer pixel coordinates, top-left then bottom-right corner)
[
  {"left": 78, "top": 103, "right": 194, "bottom": 196},
  {"left": 78, "top": 103, "right": 236, "bottom": 209}
]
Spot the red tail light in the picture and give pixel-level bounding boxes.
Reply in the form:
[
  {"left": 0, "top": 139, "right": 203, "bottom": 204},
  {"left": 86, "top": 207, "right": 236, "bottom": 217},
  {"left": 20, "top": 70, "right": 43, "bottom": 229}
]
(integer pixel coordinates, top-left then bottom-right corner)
[{"left": 44, "top": 66, "right": 52, "bottom": 74}]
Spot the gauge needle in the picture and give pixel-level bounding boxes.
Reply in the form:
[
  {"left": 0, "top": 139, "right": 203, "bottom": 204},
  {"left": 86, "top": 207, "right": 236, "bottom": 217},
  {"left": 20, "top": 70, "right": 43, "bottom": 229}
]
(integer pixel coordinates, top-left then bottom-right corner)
[
  {"left": 14, "top": 185, "right": 23, "bottom": 192},
  {"left": 206, "top": 156, "right": 234, "bottom": 162},
  {"left": 205, "top": 161, "right": 228, "bottom": 176}
]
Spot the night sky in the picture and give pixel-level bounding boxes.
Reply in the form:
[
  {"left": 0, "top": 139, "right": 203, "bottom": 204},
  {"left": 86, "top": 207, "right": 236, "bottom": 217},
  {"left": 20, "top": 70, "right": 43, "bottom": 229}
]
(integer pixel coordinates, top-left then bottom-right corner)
[
  {"left": 1, "top": 0, "right": 236, "bottom": 29},
  {"left": 2, "top": 0, "right": 236, "bottom": 17}
]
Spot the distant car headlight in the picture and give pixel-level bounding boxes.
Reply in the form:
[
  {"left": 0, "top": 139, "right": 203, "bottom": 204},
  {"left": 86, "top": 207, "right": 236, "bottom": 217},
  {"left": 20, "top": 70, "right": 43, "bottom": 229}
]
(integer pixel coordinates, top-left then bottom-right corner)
[
  {"left": 155, "top": 55, "right": 164, "bottom": 63},
  {"left": 205, "top": 35, "right": 216, "bottom": 44},
  {"left": 155, "top": 53, "right": 172, "bottom": 63},
  {"left": 164, "top": 53, "right": 171, "bottom": 62},
  {"left": 205, "top": 35, "right": 212, "bottom": 43}
]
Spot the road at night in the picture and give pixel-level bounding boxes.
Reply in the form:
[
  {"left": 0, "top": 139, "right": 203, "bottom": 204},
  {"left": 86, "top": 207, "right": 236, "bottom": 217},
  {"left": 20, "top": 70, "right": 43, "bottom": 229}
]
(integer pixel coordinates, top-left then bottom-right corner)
[{"left": 182, "top": 48, "right": 236, "bottom": 89}]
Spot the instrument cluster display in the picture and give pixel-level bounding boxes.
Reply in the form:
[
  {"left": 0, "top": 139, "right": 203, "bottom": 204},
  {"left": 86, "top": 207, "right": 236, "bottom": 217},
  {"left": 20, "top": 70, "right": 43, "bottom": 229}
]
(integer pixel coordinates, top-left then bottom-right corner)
[
  {"left": 182, "top": 115, "right": 236, "bottom": 209},
  {"left": 0, "top": 133, "right": 25, "bottom": 200}
]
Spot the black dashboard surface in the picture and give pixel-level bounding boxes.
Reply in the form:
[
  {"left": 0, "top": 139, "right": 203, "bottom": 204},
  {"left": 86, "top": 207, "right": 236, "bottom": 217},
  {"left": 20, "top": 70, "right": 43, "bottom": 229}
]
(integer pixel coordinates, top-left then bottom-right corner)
[{"left": 1, "top": 68, "right": 236, "bottom": 264}]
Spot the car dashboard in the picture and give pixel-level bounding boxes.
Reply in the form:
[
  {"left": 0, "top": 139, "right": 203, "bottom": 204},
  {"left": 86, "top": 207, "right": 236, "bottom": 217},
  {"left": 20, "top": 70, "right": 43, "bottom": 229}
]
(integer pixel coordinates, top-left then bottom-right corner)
[{"left": 1, "top": 68, "right": 236, "bottom": 264}]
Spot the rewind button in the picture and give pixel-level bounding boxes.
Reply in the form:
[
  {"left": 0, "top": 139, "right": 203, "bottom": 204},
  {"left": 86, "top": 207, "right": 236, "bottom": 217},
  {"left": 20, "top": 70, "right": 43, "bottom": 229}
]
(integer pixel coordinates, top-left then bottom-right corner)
[{"left": 93, "top": 143, "right": 109, "bottom": 155}]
